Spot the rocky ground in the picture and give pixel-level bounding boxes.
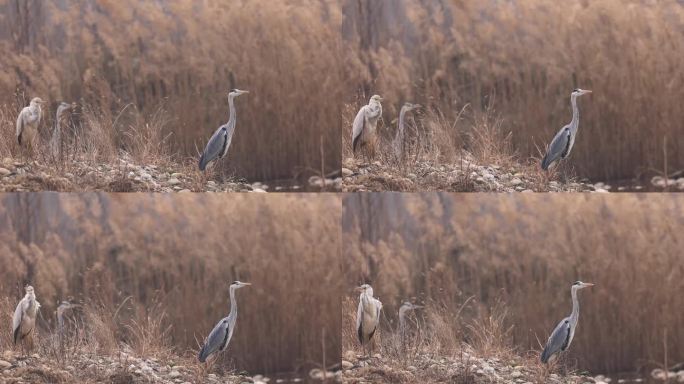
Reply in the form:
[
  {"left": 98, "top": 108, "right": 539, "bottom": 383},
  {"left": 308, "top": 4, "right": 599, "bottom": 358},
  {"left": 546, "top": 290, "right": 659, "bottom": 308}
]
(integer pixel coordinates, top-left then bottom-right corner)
[
  {"left": 340, "top": 348, "right": 593, "bottom": 384},
  {"left": 340, "top": 347, "right": 683, "bottom": 384},
  {"left": 342, "top": 156, "right": 684, "bottom": 193},
  {"left": 0, "top": 349, "right": 337, "bottom": 384},
  {"left": 0, "top": 349, "right": 249, "bottom": 384},
  {"left": 0, "top": 156, "right": 340, "bottom": 192}
]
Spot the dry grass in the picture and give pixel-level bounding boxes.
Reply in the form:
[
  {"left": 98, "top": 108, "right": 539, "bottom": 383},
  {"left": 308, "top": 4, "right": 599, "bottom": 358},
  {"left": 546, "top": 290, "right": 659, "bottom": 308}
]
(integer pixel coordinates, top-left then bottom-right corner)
[
  {"left": 343, "top": 194, "right": 684, "bottom": 374},
  {"left": 0, "top": 0, "right": 343, "bottom": 181},
  {"left": 341, "top": 0, "right": 684, "bottom": 181},
  {"left": 0, "top": 194, "right": 342, "bottom": 374}
]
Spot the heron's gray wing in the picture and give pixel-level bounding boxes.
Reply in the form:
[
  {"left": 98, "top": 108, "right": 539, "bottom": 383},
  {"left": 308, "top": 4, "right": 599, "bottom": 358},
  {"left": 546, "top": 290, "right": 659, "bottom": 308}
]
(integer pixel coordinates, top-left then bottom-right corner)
[
  {"left": 198, "top": 317, "right": 229, "bottom": 362},
  {"left": 541, "top": 126, "right": 571, "bottom": 170},
  {"left": 540, "top": 317, "right": 571, "bottom": 363},
  {"left": 12, "top": 299, "right": 25, "bottom": 344},
  {"left": 351, "top": 106, "right": 366, "bottom": 153},
  {"left": 198, "top": 126, "right": 228, "bottom": 171},
  {"left": 16, "top": 109, "right": 25, "bottom": 144}
]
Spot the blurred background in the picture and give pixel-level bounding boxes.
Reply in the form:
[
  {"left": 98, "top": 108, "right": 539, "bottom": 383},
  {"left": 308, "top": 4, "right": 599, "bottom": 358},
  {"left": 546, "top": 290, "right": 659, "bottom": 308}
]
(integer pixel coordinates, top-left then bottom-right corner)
[
  {"left": 0, "top": 0, "right": 343, "bottom": 182},
  {"left": 343, "top": 193, "right": 684, "bottom": 375},
  {"left": 340, "top": 0, "right": 684, "bottom": 183},
  {"left": 0, "top": 193, "right": 341, "bottom": 375}
]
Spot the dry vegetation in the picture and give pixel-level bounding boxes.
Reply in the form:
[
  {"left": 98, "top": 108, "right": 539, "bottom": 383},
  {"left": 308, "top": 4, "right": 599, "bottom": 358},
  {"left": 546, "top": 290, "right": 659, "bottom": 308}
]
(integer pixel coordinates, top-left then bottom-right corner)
[
  {"left": 342, "top": 194, "right": 684, "bottom": 376},
  {"left": 0, "top": 0, "right": 343, "bottom": 184},
  {"left": 0, "top": 194, "right": 342, "bottom": 376},
  {"left": 341, "top": 0, "right": 684, "bottom": 184}
]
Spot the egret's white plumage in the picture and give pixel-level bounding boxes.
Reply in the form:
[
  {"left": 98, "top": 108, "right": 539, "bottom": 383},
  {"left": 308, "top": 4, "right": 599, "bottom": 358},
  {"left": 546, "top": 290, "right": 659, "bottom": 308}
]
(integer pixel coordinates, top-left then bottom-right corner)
[
  {"left": 356, "top": 284, "right": 382, "bottom": 356},
  {"left": 198, "top": 281, "right": 251, "bottom": 363},
  {"left": 12, "top": 286, "right": 41, "bottom": 352},
  {"left": 16, "top": 97, "right": 45, "bottom": 151},
  {"left": 352, "top": 95, "right": 383, "bottom": 155},
  {"left": 540, "top": 281, "right": 594, "bottom": 363}
]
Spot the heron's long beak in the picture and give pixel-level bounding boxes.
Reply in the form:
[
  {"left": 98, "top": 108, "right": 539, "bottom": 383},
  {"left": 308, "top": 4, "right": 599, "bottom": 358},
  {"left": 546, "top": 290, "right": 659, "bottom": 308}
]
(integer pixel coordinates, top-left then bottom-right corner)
[
  {"left": 583, "top": 90, "right": 592, "bottom": 94},
  {"left": 240, "top": 90, "right": 250, "bottom": 95},
  {"left": 355, "top": 286, "right": 364, "bottom": 291},
  {"left": 242, "top": 282, "right": 252, "bottom": 286},
  {"left": 583, "top": 283, "right": 595, "bottom": 287}
]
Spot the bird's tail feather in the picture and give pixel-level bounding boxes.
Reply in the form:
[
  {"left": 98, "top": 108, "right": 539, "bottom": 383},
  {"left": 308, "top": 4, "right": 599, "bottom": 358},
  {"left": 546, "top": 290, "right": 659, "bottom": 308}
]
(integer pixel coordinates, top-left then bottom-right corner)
[
  {"left": 541, "top": 153, "right": 552, "bottom": 171},
  {"left": 13, "top": 327, "right": 19, "bottom": 345},
  {"left": 540, "top": 345, "right": 551, "bottom": 363},
  {"left": 198, "top": 154, "right": 208, "bottom": 171},
  {"left": 198, "top": 345, "right": 208, "bottom": 362}
]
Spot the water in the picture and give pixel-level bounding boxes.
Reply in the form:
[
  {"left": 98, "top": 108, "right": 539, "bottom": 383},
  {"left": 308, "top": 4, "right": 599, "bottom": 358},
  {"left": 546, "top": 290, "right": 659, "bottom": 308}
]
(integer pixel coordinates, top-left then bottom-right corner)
[{"left": 591, "top": 178, "right": 683, "bottom": 193}]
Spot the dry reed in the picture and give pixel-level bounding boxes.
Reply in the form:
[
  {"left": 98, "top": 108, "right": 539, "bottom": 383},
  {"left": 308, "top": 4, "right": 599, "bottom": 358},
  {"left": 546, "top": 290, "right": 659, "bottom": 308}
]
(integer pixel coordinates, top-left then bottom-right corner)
[
  {"left": 0, "top": 0, "right": 343, "bottom": 181},
  {"left": 0, "top": 193, "right": 342, "bottom": 374},
  {"left": 343, "top": 193, "right": 684, "bottom": 374},
  {"left": 341, "top": 0, "right": 684, "bottom": 181}
]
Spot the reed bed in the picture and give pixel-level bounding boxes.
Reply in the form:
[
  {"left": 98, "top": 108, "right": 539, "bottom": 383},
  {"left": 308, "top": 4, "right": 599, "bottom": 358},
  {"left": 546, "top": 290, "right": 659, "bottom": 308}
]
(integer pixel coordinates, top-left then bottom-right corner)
[
  {"left": 0, "top": 0, "right": 343, "bottom": 181},
  {"left": 343, "top": 193, "right": 684, "bottom": 374},
  {"left": 0, "top": 194, "right": 342, "bottom": 374},
  {"left": 341, "top": 0, "right": 684, "bottom": 181}
]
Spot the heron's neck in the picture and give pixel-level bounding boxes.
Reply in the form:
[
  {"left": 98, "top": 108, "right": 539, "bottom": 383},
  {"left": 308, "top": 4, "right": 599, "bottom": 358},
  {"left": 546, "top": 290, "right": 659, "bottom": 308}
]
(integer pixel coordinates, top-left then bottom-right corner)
[
  {"left": 228, "top": 96, "right": 237, "bottom": 126},
  {"left": 399, "top": 108, "right": 408, "bottom": 133},
  {"left": 570, "top": 95, "right": 580, "bottom": 133},
  {"left": 229, "top": 286, "right": 238, "bottom": 319},
  {"left": 398, "top": 308, "right": 407, "bottom": 331},
  {"left": 570, "top": 287, "right": 580, "bottom": 323}
]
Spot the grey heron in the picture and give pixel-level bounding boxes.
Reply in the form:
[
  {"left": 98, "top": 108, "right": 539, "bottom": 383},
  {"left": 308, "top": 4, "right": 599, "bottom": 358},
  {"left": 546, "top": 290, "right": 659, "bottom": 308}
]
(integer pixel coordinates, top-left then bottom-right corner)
[
  {"left": 356, "top": 284, "right": 382, "bottom": 357},
  {"left": 12, "top": 285, "right": 41, "bottom": 354},
  {"left": 351, "top": 95, "right": 383, "bottom": 159},
  {"left": 392, "top": 103, "right": 421, "bottom": 162},
  {"left": 16, "top": 97, "right": 45, "bottom": 152},
  {"left": 398, "top": 301, "right": 422, "bottom": 341},
  {"left": 198, "top": 280, "right": 251, "bottom": 363},
  {"left": 198, "top": 89, "right": 249, "bottom": 171},
  {"left": 51, "top": 102, "right": 75, "bottom": 159},
  {"left": 541, "top": 89, "right": 592, "bottom": 170},
  {"left": 540, "top": 281, "right": 594, "bottom": 364},
  {"left": 56, "top": 300, "right": 78, "bottom": 334}
]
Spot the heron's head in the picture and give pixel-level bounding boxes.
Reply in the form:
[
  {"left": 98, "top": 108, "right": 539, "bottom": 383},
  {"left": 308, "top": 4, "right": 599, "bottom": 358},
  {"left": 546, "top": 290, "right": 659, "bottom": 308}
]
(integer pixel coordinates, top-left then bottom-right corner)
[
  {"left": 30, "top": 97, "right": 45, "bottom": 106},
  {"left": 369, "top": 95, "right": 383, "bottom": 104},
  {"left": 230, "top": 280, "right": 251, "bottom": 289},
  {"left": 25, "top": 285, "right": 34, "bottom": 294},
  {"left": 401, "top": 301, "right": 423, "bottom": 310},
  {"left": 571, "top": 89, "right": 592, "bottom": 97},
  {"left": 228, "top": 89, "right": 249, "bottom": 98},
  {"left": 403, "top": 102, "right": 421, "bottom": 112},
  {"left": 572, "top": 281, "right": 594, "bottom": 290},
  {"left": 57, "top": 102, "right": 73, "bottom": 115}
]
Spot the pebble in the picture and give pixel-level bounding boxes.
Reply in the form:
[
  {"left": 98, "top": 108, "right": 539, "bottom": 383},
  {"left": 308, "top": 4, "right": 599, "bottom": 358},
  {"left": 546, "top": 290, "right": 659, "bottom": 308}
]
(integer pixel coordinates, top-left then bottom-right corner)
[
  {"left": 0, "top": 168, "right": 10, "bottom": 176},
  {"left": 167, "top": 178, "right": 181, "bottom": 185}
]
